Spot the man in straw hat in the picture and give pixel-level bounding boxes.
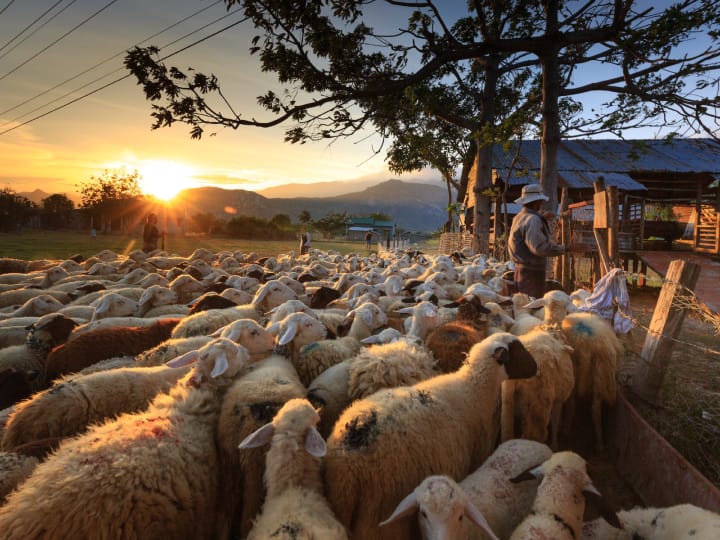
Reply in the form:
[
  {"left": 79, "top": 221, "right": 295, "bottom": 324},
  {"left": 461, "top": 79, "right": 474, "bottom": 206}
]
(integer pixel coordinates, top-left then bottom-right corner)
[{"left": 508, "top": 183, "right": 567, "bottom": 299}]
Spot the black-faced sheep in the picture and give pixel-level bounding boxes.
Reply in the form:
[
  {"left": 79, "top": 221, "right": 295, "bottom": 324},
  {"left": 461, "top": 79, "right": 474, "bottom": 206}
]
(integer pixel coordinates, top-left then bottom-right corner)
[
  {"left": 239, "top": 398, "right": 348, "bottom": 540},
  {"left": 0, "top": 338, "right": 255, "bottom": 540},
  {"left": 323, "top": 332, "right": 538, "bottom": 540}
]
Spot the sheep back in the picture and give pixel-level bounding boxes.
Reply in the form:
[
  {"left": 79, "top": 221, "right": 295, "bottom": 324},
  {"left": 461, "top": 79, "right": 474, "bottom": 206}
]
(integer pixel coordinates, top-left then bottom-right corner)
[
  {"left": 0, "top": 451, "right": 38, "bottom": 504},
  {"left": 294, "top": 336, "right": 361, "bottom": 387},
  {"left": 425, "top": 321, "right": 485, "bottom": 373}
]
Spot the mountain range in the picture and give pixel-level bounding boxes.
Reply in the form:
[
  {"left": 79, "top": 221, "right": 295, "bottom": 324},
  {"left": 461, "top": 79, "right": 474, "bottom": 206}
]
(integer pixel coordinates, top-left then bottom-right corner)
[
  {"left": 174, "top": 179, "right": 449, "bottom": 232},
  {"left": 19, "top": 179, "right": 451, "bottom": 232}
]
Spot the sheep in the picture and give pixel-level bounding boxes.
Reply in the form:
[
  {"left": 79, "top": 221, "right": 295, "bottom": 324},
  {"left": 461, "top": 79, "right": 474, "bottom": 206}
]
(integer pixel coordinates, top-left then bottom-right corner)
[
  {"left": 136, "top": 284, "right": 178, "bottom": 316},
  {"left": 0, "top": 294, "right": 65, "bottom": 320},
  {"left": 168, "top": 274, "right": 207, "bottom": 303},
  {"left": 306, "top": 360, "right": 353, "bottom": 439},
  {"left": 212, "top": 318, "right": 277, "bottom": 360},
  {"left": 508, "top": 451, "right": 619, "bottom": 540},
  {"left": 215, "top": 354, "right": 307, "bottom": 540},
  {"left": 171, "top": 304, "right": 263, "bottom": 338},
  {"left": 425, "top": 321, "right": 485, "bottom": 373},
  {"left": 239, "top": 398, "right": 348, "bottom": 540},
  {"left": 508, "top": 292, "right": 543, "bottom": 336},
  {"left": 581, "top": 503, "right": 720, "bottom": 540},
  {"left": 323, "top": 332, "right": 538, "bottom": 540},
  {"left": 0, "top": 452, "right": 39, "bottom": 504},
  {"left": 501, "top": 327, "right": 575, "bottom": 450},
  {"left": 346, "top": 338, "right": 437, "bottom": 401},
  {"left": 267, "top": 311, "right": 328, "bottom": 376},
  {"left": 187, "top": 292, "right": 239, "bottom": 314},
  {"left": 381, "top": 439, "right": 553, "bottom": 540},
  {"left": 44, "top": 317, "right": 182, "bottom": 380},
  {"left": 344, "top": 301, "right": 389, "bottom": 340},
  {"left": 1, "top": 364, "right": 191, "bottom": 456},
  {"left": 134, "top": 336, "right": 214, "bottom": 367},
  {"left": 395, "top": 300, "right": 440, "bottom": 340},
  {"left": 0, "top": 338, "right": 254, "bottom": 540}
]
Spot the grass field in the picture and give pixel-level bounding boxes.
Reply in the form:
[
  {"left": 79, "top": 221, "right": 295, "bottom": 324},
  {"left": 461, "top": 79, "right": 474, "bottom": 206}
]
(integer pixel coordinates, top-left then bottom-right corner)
[{"left": 0, "top": 230, "right": 430, "bottom": 261}]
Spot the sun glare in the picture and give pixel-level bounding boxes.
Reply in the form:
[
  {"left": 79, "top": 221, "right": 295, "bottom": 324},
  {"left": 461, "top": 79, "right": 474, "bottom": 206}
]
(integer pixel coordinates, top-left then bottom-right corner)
[{"left": 138, "top": 161, "right": 196, "bottom": 201}]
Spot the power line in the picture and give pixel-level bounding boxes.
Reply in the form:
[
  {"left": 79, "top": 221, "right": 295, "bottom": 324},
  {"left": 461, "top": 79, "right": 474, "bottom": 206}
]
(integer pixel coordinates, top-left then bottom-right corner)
[
  {"left": 0, "top": 0, "right": 224, "bottom": 117},
  {"left": 0, "top": 0, "right": 121, "bottom": 83},
  {"left": 0, "top": 16, "right": 249, "bottom": 136},
  {"left": 0, "top": 0, "right": 69, "bottom": 57},
  {"left": 0, "top": 0, "right": 79, "bottom": 62},
  {"left": 0, "top": 0, "right": 17, "bottom": 17}
]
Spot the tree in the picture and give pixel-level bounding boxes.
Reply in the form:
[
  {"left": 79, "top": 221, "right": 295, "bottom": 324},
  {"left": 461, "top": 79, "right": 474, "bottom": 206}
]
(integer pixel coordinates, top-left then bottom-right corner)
[
  {"left": 312, "top": 212, "right": 348, "bottom": 239},
  {"left": 41, "top": 194, "right": 75, "bottom": 229},
  {"left": 297, "top": 210, "right": 312, "bottom": 225},
  {"left": 77, "top": 169, "right": 145, "bottom": 233},
  {"left": 190, "top": 211, "right": 220, "bottom": 234},
  {"left": 368, "top": 212, "right": 392, "bottom": 222},
  {"left": 125, "top": 1, "right": 720, "bottom": 252},
  {"left": 0, "top": 189, "right": 37, "bottom": 232},
  {"left": 270, "top": 213, "right": 292, "bottom": 230}
]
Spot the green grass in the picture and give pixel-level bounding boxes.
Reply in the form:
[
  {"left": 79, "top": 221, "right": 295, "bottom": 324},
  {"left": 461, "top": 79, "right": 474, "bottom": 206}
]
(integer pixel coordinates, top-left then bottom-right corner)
[{"left": 0, "top": 230, "right": 394, "bottom": 261}]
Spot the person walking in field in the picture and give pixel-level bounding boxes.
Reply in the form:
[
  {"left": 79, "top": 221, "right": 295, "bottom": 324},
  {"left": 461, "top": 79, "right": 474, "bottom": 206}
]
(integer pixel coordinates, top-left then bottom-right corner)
[
  {"left": 508, "top": 183, "right": 567, "bottom": 299},
  {"left": 299, "top": 228, "right": 311, "bottom": 255},
  {"left": 142, "top": 213, "right": 162, "bottom": 253},
  {"left": 365, "top": 230, "right": 373, "bottom": 249}
]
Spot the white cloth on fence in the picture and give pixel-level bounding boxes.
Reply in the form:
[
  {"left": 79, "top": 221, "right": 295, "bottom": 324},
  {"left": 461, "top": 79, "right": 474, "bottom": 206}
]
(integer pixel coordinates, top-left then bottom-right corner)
[{"left": 577, "top": 267, "right": 634, "bottom": 334}]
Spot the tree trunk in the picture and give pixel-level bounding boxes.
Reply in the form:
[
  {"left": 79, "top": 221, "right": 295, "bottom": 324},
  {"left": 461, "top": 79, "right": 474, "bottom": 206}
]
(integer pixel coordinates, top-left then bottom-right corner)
[
  {"left": 472, "top": 55, "right": 499, "bottom": 255},
  {"left": 540, "top": 0, "right": 561, "bottom": 212}
]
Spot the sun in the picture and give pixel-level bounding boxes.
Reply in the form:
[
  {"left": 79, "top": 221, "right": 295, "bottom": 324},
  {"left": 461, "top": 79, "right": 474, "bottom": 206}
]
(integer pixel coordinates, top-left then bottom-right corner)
[{"left": 137, "top": 160, "right": 196, "bottom": 201}]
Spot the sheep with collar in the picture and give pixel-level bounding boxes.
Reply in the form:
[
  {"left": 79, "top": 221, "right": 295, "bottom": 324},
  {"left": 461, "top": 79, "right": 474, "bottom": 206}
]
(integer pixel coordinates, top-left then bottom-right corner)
[
  {"left": 381, "top": 439, "right": 552, "bottom": 540},
  {"left": 0, "top": 338, "right": 256, "bottom": 540},
  {"left": 215, "top": 354, "right": 307, "bottom": 539},
  {"left": 323, "top": 332, "right": 538, "bottom": 540},
  {"left": 239, "top": 398, "right": 348, "bottom": 540},
  {"left": 508, "top": 451, "right": 620, "bottom": 540}
]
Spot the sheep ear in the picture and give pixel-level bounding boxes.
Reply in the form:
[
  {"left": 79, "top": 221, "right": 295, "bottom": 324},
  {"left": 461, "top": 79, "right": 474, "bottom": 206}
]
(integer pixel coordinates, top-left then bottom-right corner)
[
  {"left": 210, "top": 352, "right": 229, "bottom": 378},
  {"left": 583, "top": 485, "right": 622, "bottom": 529},
  {"left": 395, "top": 306, "right": 416, "bottom": 314},
  {"left": 266, "top": 321, "right": 280, "bottom": 336},
  {"left": 238, "top": 422, "right": 275, "bottom": 449},
  {"left": 464, "top": 502, "right": 500, "bottom": 540},
  {"left": 278, "top": 321, "right": 298, "bottom": 346},
  {"left": 252, "top": 284, "right": 269, "bottom": 308},
  {"left": 379, "top": 490, "right": 419, "bottom": 527},
  {"left": 304, "top": 427, "right": 326, "bottom": 457},
  {"left": 523, "top": 298, "right": 545, "bottom": 309},
  {"left": 361, "top": 334, "right": 380, "bottom": 344},
  {"left": 137, "top": 288, "right": 154, "bottom": 307},
  {"left": 509, "top": 463, "right": 544, "bottom": 483},
  {"left": 219, "top": 325, "right": 241, "bottom": 341},
  {"left": 166, "top": 350, "right": 198, "bottom": 368}
]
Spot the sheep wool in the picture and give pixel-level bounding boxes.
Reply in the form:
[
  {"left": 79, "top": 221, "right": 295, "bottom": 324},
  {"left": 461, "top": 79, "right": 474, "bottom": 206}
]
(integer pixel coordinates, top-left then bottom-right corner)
[
  {"left": 0, "top": 338, "right": 253, "bottom": 540},
  {"left": 239, "top": 398, "right": 348, "bottom": 540},
  {"left": 324, "top": 332, "right": 538, "bottom": 540},
  {"left": 0, "top": 451, "right": 39, "bottom": 504}
]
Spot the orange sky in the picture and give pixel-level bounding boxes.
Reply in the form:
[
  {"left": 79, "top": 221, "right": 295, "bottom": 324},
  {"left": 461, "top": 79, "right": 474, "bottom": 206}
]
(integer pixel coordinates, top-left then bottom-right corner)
[{"left": 0, "top": 1, "right": 426, "bottom": 202}]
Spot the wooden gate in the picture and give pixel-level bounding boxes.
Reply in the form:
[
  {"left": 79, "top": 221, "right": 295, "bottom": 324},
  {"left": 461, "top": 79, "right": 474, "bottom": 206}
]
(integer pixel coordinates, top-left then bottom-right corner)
[{"left": 694, "top": 204, "right": 720, "bottom": 255}]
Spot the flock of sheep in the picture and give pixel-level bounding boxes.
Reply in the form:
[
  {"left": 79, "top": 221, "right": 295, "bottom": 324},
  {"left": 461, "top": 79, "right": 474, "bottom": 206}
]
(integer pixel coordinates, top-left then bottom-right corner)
[{"left": 0, "top": 246, "right": 718, "bottom": 539}]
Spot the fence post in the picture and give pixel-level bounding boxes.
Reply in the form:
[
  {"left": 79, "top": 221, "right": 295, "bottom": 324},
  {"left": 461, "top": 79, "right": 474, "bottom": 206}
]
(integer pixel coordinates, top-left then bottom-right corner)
[{"left": 631, "top": 260, "right": 701, "bottom": 401}]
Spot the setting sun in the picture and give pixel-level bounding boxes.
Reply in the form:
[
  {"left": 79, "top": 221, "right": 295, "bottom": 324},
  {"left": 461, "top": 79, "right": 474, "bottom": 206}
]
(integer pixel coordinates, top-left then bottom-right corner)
[{"left": 137, "top": 160, "right": 197, "bottom": 201}]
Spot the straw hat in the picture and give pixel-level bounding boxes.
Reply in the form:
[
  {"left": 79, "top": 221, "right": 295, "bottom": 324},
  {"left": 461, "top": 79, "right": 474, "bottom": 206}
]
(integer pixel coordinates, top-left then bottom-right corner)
[{"left": 514, "top": 183, "right": 549, "bottom": 205}]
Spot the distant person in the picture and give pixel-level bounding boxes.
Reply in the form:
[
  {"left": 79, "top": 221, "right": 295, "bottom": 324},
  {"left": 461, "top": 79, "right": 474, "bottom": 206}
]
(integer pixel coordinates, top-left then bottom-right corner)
[
  {"left": 300, "top": 228, "right": 311, "bottom": 255},
  {"left": 508, "top": 183, "right": 567, "bottom": 299},
  {"left": 90, "top": 228, "right": 97, "bottom": 239},
  {"left": 365, "top": 230, "right": 373, "bottom": 249},
  {"left": 142, "top": 213, "right": 162, "bottom": 253}
]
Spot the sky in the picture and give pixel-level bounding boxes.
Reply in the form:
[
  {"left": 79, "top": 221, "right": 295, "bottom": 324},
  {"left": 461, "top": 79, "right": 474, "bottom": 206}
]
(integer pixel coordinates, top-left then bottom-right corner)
[
  {"left": 0, "top": 0, "right": 712, "bottom": 203},
  {"left": 0, "top": 0, "right": 440, "bottom": 202}
]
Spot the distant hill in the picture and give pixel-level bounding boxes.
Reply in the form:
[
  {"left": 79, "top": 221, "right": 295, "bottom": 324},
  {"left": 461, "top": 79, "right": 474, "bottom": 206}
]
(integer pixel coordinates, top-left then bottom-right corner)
[
  {"left": 17, "top": 189, "right": 80, "bottom": 205},
  {"left": 257, "top": 175, "right": 440, "bottom": 198},
  {"left": 175, "top": 179, "right": 449, "bottom": 232}
]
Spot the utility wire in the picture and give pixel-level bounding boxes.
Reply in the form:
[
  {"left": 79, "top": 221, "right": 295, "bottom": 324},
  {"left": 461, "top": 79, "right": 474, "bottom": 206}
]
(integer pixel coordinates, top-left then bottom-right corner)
[
  {"left": 0, "top": 0, "right": 17, "bottom": 17},
  {"left": 0, "top": 16, "right": 249, "bottom": 136},
  {"left": 0, "top": 0, "right": 120, "bottom": 83},
  {"left": 0, "top": 0, "right": 223, "bottom": 117},
  {"left": 0, "top": 0, "right": 79, "bottom": 62},
  {"left": 0, "top": 0, "right": 69, "bottom": 57}
]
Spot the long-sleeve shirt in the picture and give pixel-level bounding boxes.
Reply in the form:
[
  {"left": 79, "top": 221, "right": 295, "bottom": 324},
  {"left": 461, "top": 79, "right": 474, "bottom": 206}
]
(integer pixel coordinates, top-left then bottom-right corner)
[{"left": 508, "top": 207, "right": 565, "bottom": 270}]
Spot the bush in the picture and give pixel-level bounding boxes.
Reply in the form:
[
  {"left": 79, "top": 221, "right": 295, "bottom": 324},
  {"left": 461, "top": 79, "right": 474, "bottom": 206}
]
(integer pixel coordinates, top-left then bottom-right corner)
[{"left": 226, "top": 215, "right": 295, "bottom": 240}]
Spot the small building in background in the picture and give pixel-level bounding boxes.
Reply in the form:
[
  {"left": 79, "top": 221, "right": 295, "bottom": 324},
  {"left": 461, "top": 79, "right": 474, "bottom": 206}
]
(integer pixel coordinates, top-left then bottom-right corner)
[{"left": 346, "top": 216, "right": 395, "bottom": 241}]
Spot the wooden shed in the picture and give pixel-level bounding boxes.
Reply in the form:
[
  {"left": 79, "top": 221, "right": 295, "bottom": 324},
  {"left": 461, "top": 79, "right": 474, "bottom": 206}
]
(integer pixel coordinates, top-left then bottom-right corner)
[{"left": 465, "top": 138, "right": 720, "bottom": 255}]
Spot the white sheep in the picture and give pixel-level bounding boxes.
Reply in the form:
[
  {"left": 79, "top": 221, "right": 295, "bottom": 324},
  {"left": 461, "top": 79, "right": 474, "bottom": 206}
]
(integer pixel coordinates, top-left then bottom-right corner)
[
  {"left": 0, "top": 294, "right": 65, "bottom": 320},
  {"left": 1, "top": 364, "right": 191, "bottom": 455},
  {"left": 239, "top": 398, "right": 348, "bottom": 540},
  {"left": 501, "top": 327, "right": 575, "bottom": 450},
  {"left": 395, "top": 300, "right": 440, "bottom": 340},
  {"left": 0, "top": 338, "right": 254, "bottom": 539},
  {"left": 324, "top": 332, "right": 538, "bottom": 540},
  {"left": 508, "top": 451, "right": 620, "bottom": 540},
  {"left": 581, "top": 503, "right": 720, "bottom": 540},
  {"left": 171, "top": 304, "right": 263, "bottom": 338},
  {"left": 136, "top": 284, "right": 179, "bottom": 316},
  {"left": 508, "top": 292, "right": 543, "bottom": 336},
  {"left": 215, "top": 354, "right": 307, "bottom": 540},
  {"left": 381, "top": 439, "right": 553, "bottom": 540}
]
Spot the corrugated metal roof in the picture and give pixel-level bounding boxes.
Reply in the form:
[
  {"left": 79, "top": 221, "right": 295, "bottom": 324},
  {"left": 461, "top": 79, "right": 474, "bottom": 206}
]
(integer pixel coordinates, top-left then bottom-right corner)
[{"left": 492, "top": 138, "right": 720, "bottom": 190}]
